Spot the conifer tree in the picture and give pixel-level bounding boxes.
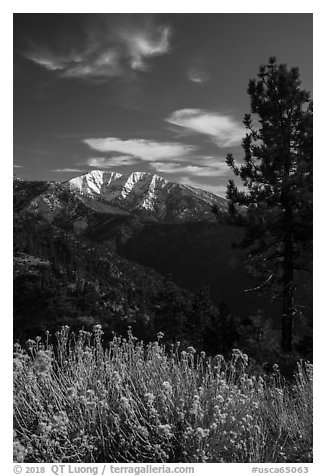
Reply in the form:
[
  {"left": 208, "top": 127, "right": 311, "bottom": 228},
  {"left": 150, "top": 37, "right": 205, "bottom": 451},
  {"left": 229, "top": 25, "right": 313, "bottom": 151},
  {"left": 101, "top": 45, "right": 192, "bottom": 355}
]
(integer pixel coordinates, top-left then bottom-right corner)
[{"left": 226, "top": 57, "right": 313, "bottom": 352}]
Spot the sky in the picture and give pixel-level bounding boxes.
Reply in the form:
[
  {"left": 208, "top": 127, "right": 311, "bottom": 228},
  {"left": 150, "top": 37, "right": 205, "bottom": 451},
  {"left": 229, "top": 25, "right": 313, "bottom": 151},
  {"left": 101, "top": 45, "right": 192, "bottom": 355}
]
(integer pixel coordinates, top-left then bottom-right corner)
[{"left": 13, "top": 13, "right": 313, "bottom": 197}]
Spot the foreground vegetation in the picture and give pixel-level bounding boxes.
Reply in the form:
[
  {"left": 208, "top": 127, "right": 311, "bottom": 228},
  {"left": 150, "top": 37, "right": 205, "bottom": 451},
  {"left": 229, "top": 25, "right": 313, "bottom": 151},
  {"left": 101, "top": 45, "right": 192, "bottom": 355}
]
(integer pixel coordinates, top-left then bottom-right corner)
[{"left": 13, "top": 326, "right": 312, "bottom": 463}]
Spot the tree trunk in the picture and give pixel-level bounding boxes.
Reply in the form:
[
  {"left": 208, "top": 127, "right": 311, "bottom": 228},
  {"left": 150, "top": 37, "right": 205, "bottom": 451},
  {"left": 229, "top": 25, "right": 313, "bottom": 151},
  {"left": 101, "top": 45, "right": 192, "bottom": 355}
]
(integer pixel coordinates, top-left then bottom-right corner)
[
  {"left": 282, "top": 227, "right": 294, "bottom": 352},
  {"left": 281, "top": 129, "right": 295, "bottom": 353}
]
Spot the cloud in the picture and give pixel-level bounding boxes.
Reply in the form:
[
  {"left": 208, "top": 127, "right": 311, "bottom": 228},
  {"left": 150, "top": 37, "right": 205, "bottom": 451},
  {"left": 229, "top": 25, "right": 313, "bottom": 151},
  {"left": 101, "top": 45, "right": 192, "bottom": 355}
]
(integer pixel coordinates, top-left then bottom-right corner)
[
  {"left": 116, "top": 23, "right": 170, "bottom": 72},
  {"left": 166, "top": 109, "right": 245, "bottom": 147},
  {"left": 51, "top": 168, "right": 85, "bottom": 173},
  {"left": 178, "top": 175, "right": 228, "bottom": 197},
  {"left": 23, "top": 15, "right": 172, "bottom": 80},
  {"left": 83, "top": 137, "right": 196, "bottom": 161},
  {"left": 150, "top": 158, "right": 230, "bottom": 177},
  {"left": 187, "top": 68, "right": 210, "bottom": 84},
  {"left": 87, "top": 156, "right": 140, "bottom": 167},
  {"left": 13, "top": 164, "right": 24, "bottom": 168},
  {"left": 25, "top": 52, "right": 64, "bottom": 72}
]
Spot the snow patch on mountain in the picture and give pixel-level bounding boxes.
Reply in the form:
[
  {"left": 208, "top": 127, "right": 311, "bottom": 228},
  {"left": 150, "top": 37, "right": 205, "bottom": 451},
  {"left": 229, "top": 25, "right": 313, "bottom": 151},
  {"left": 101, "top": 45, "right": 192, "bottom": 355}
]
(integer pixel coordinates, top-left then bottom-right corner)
[
  {"left": 63, "top": 170, "right": 227, "bottom": 220},
  {"left": 16, "top": 170, "right": 227, "bottom": 223}
]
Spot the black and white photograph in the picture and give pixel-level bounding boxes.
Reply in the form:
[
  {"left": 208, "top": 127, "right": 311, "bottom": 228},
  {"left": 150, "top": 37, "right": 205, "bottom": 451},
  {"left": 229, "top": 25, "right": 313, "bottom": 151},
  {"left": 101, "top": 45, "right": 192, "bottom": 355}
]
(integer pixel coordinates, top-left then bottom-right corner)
[{"left": 12, "top": 9, "right": 313, "bottom": 467}]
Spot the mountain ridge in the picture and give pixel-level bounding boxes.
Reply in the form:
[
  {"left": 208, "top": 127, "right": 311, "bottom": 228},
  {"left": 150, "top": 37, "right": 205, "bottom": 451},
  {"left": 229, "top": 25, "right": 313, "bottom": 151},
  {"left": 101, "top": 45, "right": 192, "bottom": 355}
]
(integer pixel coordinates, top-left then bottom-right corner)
[
  {"left": 15, "top": 170, "right": 228, "bottom": 223},
  {"left": 64, "top": 169, "right": 227, "bottom": 221}
]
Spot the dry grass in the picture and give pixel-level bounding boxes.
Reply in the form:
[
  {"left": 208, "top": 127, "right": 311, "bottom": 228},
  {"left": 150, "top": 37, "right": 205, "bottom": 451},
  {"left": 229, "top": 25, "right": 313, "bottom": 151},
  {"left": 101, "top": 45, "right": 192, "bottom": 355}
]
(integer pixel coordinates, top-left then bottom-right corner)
[{"left": 13, "top": 326, "right": 312, "bottom": 463}]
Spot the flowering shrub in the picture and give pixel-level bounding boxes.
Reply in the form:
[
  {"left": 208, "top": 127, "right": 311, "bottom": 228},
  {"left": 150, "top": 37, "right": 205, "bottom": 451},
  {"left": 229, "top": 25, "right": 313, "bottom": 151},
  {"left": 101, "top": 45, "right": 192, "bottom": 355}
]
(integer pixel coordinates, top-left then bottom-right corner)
[{"left": 13, "top": 326, "right": 312, "bottom": 463}]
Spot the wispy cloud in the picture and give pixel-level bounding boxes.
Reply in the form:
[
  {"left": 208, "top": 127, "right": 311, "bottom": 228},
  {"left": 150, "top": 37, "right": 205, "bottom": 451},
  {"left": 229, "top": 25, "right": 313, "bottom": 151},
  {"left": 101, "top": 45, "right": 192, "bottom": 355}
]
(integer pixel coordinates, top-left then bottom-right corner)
[
  {"left": 87, "top": 156, "right": 140, "bottom": 167},
  {"left": 23, "top": 15, "right": 172, "bottom": 80},
  {"left": 116, "top": 22, "right": 170, "bottom": 72},
  {"left": 166, "top": 109, "right": 244, "bottom": 147},
  {"left": 13, "top": 164, "right": 24, "bottom": 168},
  {"left": 187, "top": 68, "right": 210, "bottom": 84},
  {"left": 178, "top": 175, "right": 228, "bottom": 197},
  {"left": 51, "top": 168, "right": 85, "bottom": 173},
  {"left": 150, "top": 158, "right": 230, "bottom": 177},
  {"left": 83, "top": 137, "right": 196, "bottom": 161}
]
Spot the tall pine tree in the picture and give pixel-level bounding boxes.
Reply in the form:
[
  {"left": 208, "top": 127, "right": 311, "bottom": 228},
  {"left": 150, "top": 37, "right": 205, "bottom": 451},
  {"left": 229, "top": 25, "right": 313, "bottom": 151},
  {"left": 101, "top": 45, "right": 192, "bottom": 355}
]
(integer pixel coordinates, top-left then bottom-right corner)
[{"left": 226, "top": 57, "right": 312, "bottom": 352}]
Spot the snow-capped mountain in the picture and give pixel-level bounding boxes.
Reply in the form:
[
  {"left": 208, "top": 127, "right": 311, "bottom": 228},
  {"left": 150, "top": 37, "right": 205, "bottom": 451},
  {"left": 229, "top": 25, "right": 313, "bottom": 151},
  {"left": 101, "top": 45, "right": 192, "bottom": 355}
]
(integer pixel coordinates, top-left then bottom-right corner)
[
  {"left": 15, "top": 170, "right": 227, "bottom": 227},
  {"left": 64, "top": 170, "right": 227, "bottom": 221}
]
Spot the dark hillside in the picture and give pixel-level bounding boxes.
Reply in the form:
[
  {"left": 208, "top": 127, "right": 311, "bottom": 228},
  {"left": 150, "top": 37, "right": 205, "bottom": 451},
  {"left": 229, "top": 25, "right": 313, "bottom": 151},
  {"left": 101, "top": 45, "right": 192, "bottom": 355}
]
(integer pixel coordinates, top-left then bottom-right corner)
[
  {"left": 13, "top": 212, "right": 221, "bottom": 350},
  {"left": 119, "top": 220, "right": 277, "bottom": 317}
]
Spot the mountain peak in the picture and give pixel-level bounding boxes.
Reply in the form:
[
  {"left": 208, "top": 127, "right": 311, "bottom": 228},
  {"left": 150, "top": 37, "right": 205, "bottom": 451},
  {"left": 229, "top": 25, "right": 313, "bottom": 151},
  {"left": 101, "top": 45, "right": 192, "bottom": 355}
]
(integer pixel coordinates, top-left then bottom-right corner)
[
  {"left": 17, "top": 171, "right": 227, "bottom": 223},
  {"left": 64, "top": 170, "right": 227, "bottom": 221}
]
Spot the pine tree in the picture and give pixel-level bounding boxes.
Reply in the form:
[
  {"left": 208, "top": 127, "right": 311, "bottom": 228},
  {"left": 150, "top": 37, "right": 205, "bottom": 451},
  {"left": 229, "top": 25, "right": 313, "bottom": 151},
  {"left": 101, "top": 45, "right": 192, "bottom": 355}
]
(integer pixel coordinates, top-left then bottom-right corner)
[{"left": 225, "top": 57, "right": 312, "bottom": 352}]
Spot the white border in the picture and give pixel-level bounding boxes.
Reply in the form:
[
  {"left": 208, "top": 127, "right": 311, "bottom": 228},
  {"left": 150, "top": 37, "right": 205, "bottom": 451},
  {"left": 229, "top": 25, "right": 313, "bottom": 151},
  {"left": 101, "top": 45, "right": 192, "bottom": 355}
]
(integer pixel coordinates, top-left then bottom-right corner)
[{"left": 3, "top": 3, "right": 323, "bottom": 473}]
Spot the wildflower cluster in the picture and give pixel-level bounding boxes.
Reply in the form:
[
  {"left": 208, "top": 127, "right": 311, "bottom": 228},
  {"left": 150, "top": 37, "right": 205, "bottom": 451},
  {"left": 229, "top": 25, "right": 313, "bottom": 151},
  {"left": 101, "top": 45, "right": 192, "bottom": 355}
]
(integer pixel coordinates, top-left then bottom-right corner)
[{"left": 13, "top": 327, "right": 313, "bottom": 463}]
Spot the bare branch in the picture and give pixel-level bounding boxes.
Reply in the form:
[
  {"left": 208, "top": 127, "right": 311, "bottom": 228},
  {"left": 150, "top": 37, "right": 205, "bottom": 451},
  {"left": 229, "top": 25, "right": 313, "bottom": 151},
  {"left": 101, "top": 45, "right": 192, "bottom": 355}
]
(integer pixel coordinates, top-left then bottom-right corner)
[{"left": 244, "top": 273, "right": 274, "bottom": 293}]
